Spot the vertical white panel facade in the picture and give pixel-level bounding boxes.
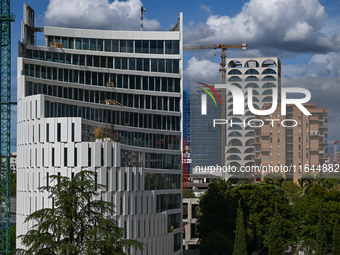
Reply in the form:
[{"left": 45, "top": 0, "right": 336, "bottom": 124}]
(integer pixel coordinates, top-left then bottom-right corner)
[{"left": 17, "top": 9, "right": 183, "bottom": 255}]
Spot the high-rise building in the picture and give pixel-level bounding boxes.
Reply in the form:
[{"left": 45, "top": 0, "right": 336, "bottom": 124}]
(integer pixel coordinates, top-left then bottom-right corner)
[
  {"left": 225, "top": 57, "right": 281, "bottom": 168},
  {"left": 17, "top": 4, "right": 183, "bottom": 254},
  {"left": 190, "top": 89, "right": 222, "bottom": 173},
  {"left": 183, "top": 90, "right": 191, "bottom": 174},
  {"left": 254, "top": 103, "right": 328, "bottom": 182}
]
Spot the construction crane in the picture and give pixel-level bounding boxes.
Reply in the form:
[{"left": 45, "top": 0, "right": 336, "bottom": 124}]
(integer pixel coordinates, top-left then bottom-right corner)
[
  {"left": 0, "top": 0, "right": 14, "bottom": 253},
  {"left": 184, "top": 43, "right": 247, "bottom": 180}
]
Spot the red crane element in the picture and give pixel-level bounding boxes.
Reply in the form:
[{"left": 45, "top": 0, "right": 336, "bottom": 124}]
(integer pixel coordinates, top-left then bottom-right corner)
[{"left": 183, "top": 137, "right": 189, "bottom": 189}]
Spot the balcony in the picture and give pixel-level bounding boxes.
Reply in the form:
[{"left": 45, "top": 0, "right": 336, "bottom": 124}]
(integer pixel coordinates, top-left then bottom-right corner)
[{"left": 310, "top": 116, "right": 324, "bottom": 121}]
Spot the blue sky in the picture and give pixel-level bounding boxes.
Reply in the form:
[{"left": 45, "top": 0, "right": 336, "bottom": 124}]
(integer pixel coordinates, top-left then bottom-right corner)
[{"left": 10, "top": 0, "right": 340, "bottom": 152}]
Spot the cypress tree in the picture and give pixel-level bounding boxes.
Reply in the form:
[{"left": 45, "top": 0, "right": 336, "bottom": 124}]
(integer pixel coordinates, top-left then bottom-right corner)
[
  {"left": 234, "top": 201, "right": 247, "bottom": 255},
  {"left": 316, "top": 201, "right": 327, "bottom": 255},
  {"left": 332, "top": 218, "right": 340, "bottom": 255},
  {"left": 268, "top": 205, "right": 283, "bottom": 255}
]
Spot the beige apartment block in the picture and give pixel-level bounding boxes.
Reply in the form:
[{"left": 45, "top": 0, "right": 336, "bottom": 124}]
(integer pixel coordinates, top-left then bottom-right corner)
[{"left": 253, "top": 103, "right": 328, "bottom": 183}]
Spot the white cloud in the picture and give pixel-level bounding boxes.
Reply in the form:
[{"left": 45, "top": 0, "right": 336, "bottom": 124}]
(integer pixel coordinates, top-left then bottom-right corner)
[
  {"left": 282, "top": 52, "right": 340, "bottom": 77},
  {"left": 184, "top": 57, "right": 220, "bottom": 79},
  {"left": 44, "top": 0, "right": 161, "bottom": 31},
  {"left": 200, "top": 3, "right": 211, "bottom": 14},
  {"left": 283, "top": 22, "right": 313, "bottom": 41},
  {"left": 184, "top": 0, "right": 340, "bottom": 55}
]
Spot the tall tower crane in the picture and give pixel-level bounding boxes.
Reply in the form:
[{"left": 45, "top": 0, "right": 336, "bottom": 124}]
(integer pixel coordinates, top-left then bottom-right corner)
[
  {"left": 184, "top": 43, "right": 247, "bottom": 179},
  {"left": 0, "top": 0, "right": 14, "bottom": 253}
]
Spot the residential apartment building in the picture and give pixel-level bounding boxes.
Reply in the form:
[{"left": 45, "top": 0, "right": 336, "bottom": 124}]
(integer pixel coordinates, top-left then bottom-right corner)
[
  {"left": 328, "top": 152, "right": 340, "bottom": 165},
  {"left": 253, "top": 103, "right": 328, "bottom": 182},
  {"left": 1, "top": 152, "right": 17, "bottom": 172},
  {"left": 226, "top": 57, "right": 281, "bottom": 168},
  {"left": 17, "top": 4, "right": 183, "bottom": 255}
]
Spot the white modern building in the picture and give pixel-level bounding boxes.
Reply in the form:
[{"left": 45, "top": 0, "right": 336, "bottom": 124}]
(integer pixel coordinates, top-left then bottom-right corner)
[
  {"left": 225, "top": 57, "right": 281, "bottom": 168},
  {"left": 17, "top": 4, "right": 183, "bottom": 255}
]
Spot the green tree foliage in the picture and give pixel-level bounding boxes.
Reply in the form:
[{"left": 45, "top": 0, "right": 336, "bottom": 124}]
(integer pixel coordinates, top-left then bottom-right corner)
[
  {"left": 264, "top": 173, "right": 284, "bottom": 186},
  {"left": 282, "top": 180, "right": 301, "bottom": 204},
  {"left": 293, "top": 185, "right": 340, "bottom": 247},
  {"left": 234, "top": 201, "right": 247, "bottom": 255},
  {"left": 198, "top": 181, "right": 291, "bottom": 254},
  {"left": 228, "top": 170, "right": 253, "bottom": 185},
  {"left": 268, "top": 206, "right": 284, "bottom": 255},
  {"left": 14, "top": 171, "right": 144, "bottom": 255},
  {"left": 183, "top": 189, "right": 196, "bottom": 198},
  {"left": 199, "top": 178, "right": 340, "bottom": 255},
  {"left": 332, "top": 218, "right": 340, "bottom": 255},
  {"left": 316, "top": 201, "right": 327, "bottom": 255},
  {"left": 199, "top": 229, "right": 233, "bottom": 255}
]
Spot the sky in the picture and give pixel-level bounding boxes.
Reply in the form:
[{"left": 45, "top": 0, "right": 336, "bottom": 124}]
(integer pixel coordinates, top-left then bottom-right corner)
[{"left": 10, "top": 0, "right": 340, "bottom": 152}]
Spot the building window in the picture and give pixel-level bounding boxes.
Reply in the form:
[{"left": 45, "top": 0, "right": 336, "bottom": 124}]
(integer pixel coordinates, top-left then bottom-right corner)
[
  {"left": 64, "top": 148, "right": 67, "bottom": 166},
  {"left": 57, "top": 123, "right": 61, "bottom": 142},
  {"left": 101, "top": 147, "right": 104, "bottom": 166},
  {"left": 306, "top": 152, "right": 309, "bottom": 158},
  {"left": 116, "top": 171, "right": 119, "bottom": 191},
  {"left": 46, "top": 123, "right": 49, "bottom": 142},
  {"left": 124, "top": 172, "right": 127, "bottom": 190},
  {"left": 71, "top": 123, "right": 75, "bottom": 142},
  {"left": 120, "top": 196, "right": 123, "bottom": 215},
  {"left": 88, "top": 147, "right": 91, "bottom": 166},
  {"left": 52, "top": 148, "right": 55, "bottom": 166},
  {"left": 74, "top": 148, "right": 77, "bottom": 167}
]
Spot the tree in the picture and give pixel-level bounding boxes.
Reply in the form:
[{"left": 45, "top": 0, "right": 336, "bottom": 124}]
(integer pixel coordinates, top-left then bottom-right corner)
[
  {"left": 234, "top": 201, "right": 247, "bottom": 255},
  {"left": 15, "top": 171, "right": 144, "bottom": 255},
  {"left": 199, "top": 229, "right": 233, "bottom": 255},
  {"left": 264, "top": 173, "right": 284, "bottom": 186},
  {"left": 268, "top": 205, "right": 284, "bottom": 255},
  {"left": 332, "top": 218, "right": 340, "bottom": 255},
  {"left": 183, "top": 189, "right": 195, "bottom": 198},
  {"left": 316, "top": 201, "right": 327, "bottom": 255},
  {"left": 282, "top": 180, "right": 301, "bottom": 205}
]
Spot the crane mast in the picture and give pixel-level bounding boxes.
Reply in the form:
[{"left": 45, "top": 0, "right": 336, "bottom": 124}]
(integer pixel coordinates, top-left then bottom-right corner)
[
  {"left": 0, "top": 0, "right": 14, "bottom": 253},
  {"left": 184, "top": 43, "right": 247, "bottom": 179}
]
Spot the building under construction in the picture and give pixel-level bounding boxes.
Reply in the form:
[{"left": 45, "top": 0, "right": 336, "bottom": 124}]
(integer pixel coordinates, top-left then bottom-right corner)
[{"left": 17, "top": 4, "right": 183, "bottom": 254}]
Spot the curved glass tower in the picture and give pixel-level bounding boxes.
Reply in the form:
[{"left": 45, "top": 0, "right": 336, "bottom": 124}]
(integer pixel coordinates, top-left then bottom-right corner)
[{"left": 17, "top": 5, "right": 183, "bottom": 255}]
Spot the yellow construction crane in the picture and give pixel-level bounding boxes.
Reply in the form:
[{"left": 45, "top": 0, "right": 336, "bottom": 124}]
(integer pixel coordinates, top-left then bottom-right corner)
[{"left": 184, "top": 43, "right": 247, "bottom": 179}]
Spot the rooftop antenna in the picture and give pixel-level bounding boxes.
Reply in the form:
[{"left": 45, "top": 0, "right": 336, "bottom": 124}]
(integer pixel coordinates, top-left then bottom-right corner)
[{"left": 140, "top": 4, "right": 146, "bottom": 31}]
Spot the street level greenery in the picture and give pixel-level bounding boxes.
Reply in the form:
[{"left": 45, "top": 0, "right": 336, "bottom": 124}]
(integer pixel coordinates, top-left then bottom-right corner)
[
  {"left": 13, "top": 171, "right": 144, "bottom": 255},
  {"left": 198, "top": 173, "right": 340, "bottom": 255}
]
